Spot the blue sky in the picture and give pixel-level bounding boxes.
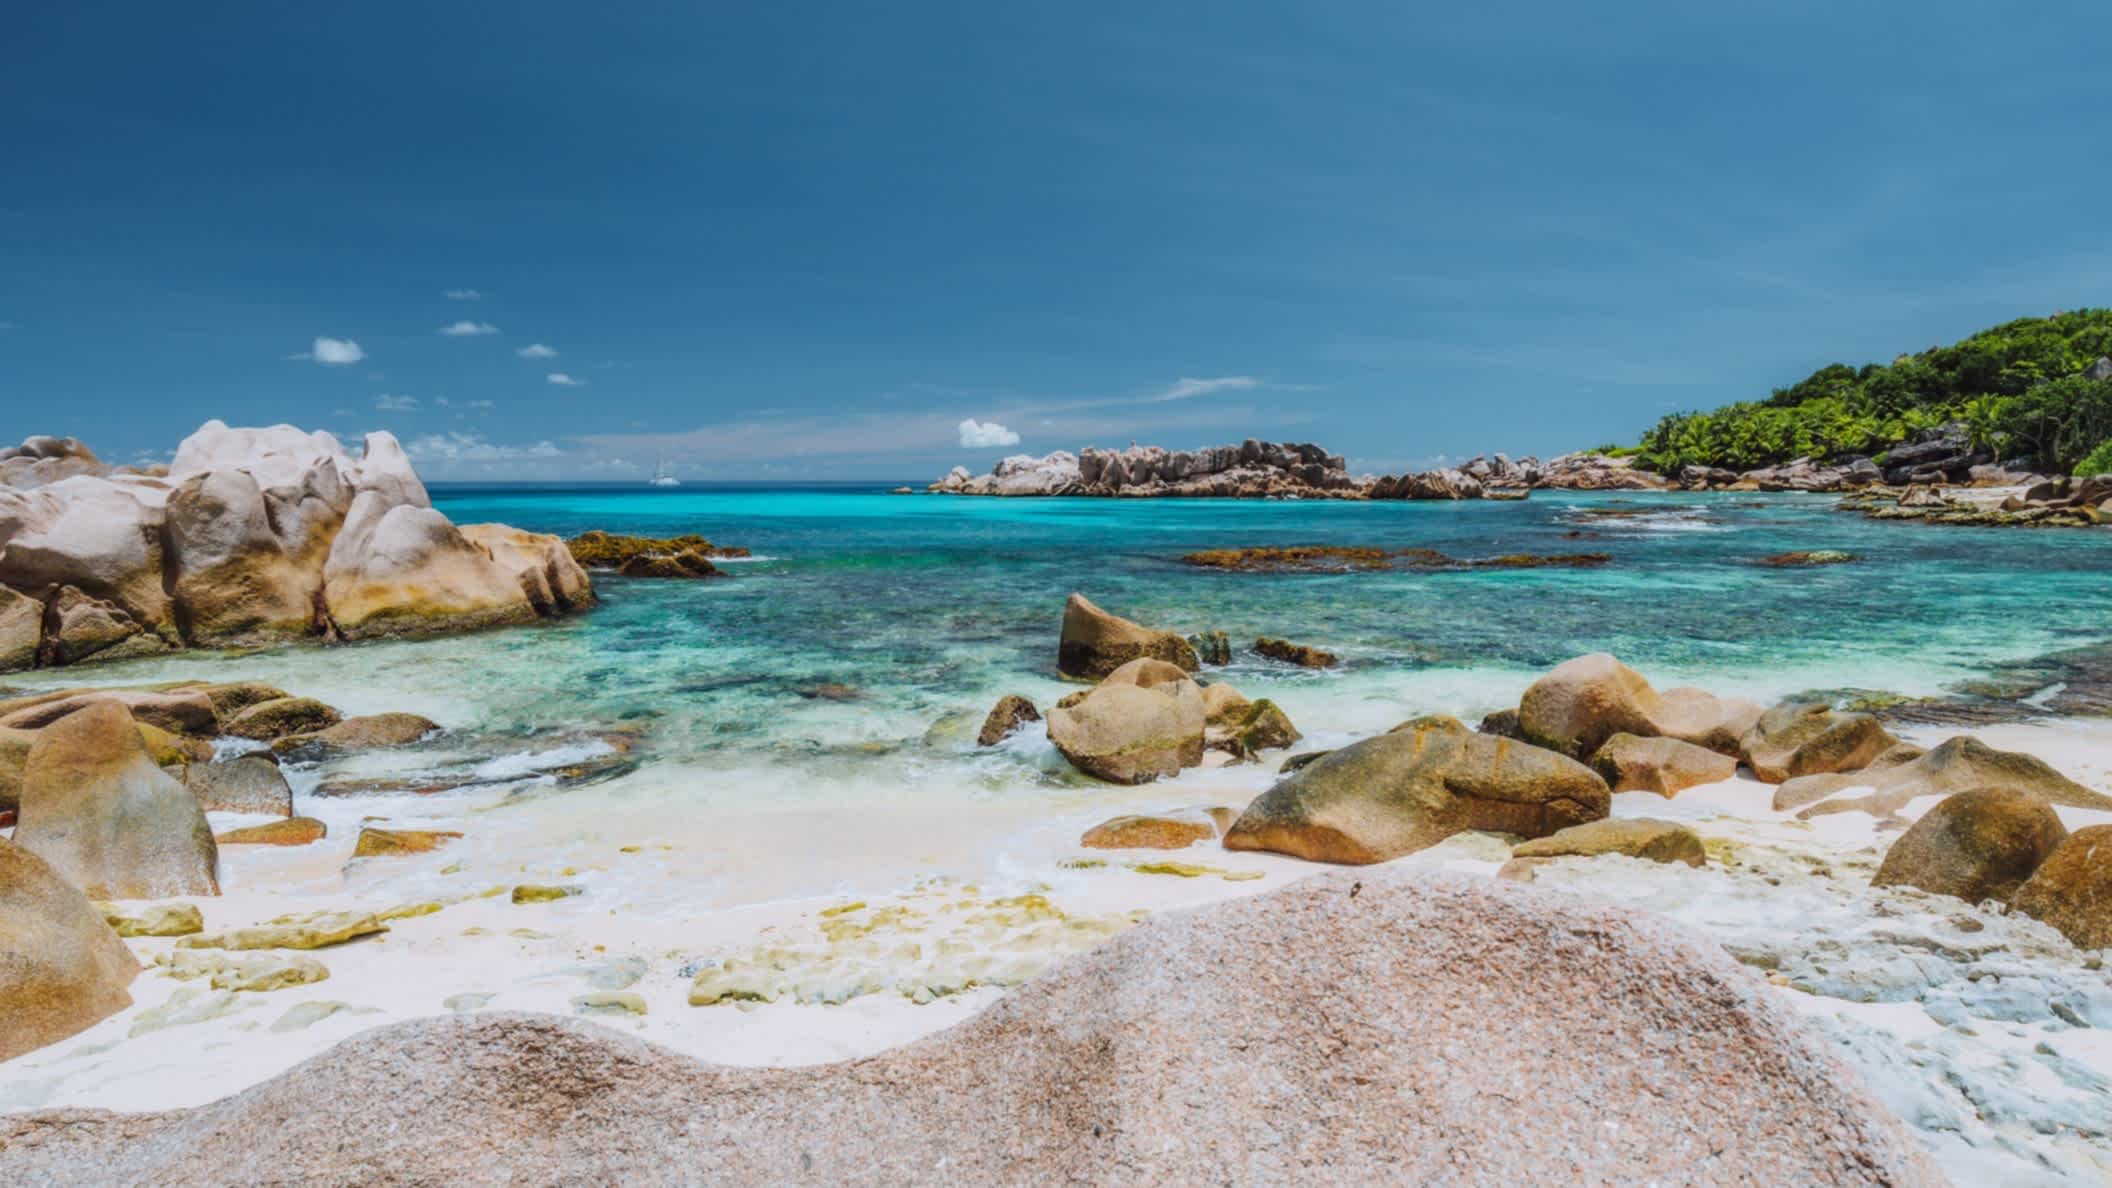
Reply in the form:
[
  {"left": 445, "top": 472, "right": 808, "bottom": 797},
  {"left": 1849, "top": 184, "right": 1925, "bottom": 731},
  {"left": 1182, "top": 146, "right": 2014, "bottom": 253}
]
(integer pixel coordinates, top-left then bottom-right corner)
[{"left": 3, "top": 2, "right": 2108, "bottom": 480}]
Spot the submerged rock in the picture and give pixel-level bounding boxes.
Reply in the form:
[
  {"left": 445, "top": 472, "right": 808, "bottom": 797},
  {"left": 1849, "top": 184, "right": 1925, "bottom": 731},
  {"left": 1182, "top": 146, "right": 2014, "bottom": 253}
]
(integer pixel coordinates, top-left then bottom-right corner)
[
  {"left": 1187, "top": 630, "right": 1232, "bottom": 666},
  {"left": 617, "top": 551, "right": 723, "bottom": 579},
  {"left": 11, "top": 700, "right": 220, "bottom": 900},
  {"left": 1517, "top": 653, "right": 1762, "bottom": 759},
  {"left": 272, "top": 712, "right": 438, "bottom": 758},
  {"left": 975, "top": 694, "right": 1040, "bottom": 747},
  {"left": 1589, "top": 732, "right": 1736, "bottom": 796},
  {"left": 1871, "top": 787, "right": 2066, "bottom": 905},
  {"left": 1223, "top": 715, "right": 1609, "bottom": 864},
  {"left": 563, "top": 531, "right": 748, "bottom": 569},
  {"left": 0, "top": 871, "right": 1943, "bottom": 1185},
  {"left": 1056, "top": 593, "right": 1198, "bottom": 679},
  {"left": 0, "top": 837, "right": 140, "bottom": 1063},
  {"left": 2009, "top": 826, "right": 2112, "bottom": 950},
  {"left": 1254, "top": 637, "right": 1337, "bottom": 668}
]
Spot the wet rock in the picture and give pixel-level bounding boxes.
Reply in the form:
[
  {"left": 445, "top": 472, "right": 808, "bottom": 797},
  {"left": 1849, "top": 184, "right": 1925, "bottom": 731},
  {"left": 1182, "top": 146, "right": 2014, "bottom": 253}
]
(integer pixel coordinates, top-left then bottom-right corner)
[
  {"left": 1046, "top": 665, "right": 1206, "bottom": 785},
  {"left": 975, "top": 694, "right": 1040, "bottom": 747},
  {"left": 1187, "top": 630, "right": 1231, "bottom": 666},
  {"left": 184, "top": 754, "right": 293, "bottom": 816},
  {"left": 1511, "top": 818, "right": 1706, "bottom": 867},
  {"left": 180, "top": 910, "right": 386, "bottom": 951},
  {"left": 1221, "top": 698, "right": 1301, "bottom": 759},
  {"left": 215, "top": 817, "right": 327, "bottom": 847},
  {"left": 511, "top": 884, "right": 583, "bottom": 904},
  {"left": 1056, "top": 593, "right": 1198, "bottom": 679},
  {"left": 564, "top": 531, "right": 747, "bottom": 568},
  {"left": 1254, "top": 637, "right": 1336, "bottom": 668},
  {"left": 1198, "top": 682, "right": 1250, "bottom": 725},
  {"left": 1079, "top": 807, "right": 1236, "bottom": 850},
  {"left": 11, "top": 700, "right": 220, "bottom": 899},
  {"left": 224, "top": 696, "right": 343, "bottom": 741},
  {"left": 1476, "top": 708, "right": 1524, "bottom": 740},
  {"left": 0, "top": 871, "right": 1944, "bottom": 1185},
  {"left": 351, "top": 827, "right": 462, "bottom": 858},
  {"left": 40, "top": 585, "right": 169, "bottom": 666},
  {"left": 1872, "top": 787, "right": 2067, "bottom": 904},
  {"left": 2009, "top": 825, "right": 2112, "bottom": 950},
  {"left": 1778, "top": 736, "right": 2112, "bottom": 815},
  {"left": 0, "top": 837, "right": 140, "bottom": 1062},
  {"left": 272, "top": 712, "right": 438, "bottom": 758},
  {"left": 1589, "top": 732, "right": 1737, "bottom": 796},
  {"left": 98, "top": 901, "right": 206, "bottom": 937},
  {"left": 1223, "top": 715, "right": 1609, "bottom": 864},
  {"left": 1517, "top": 653, "right": 1762, "bottom": 759},
  {"left": 1739, "top": 701, "right": 1898, "bottom": 784},
  {"left": 193, "top": 681, "right": 294, "bottom": 719}
]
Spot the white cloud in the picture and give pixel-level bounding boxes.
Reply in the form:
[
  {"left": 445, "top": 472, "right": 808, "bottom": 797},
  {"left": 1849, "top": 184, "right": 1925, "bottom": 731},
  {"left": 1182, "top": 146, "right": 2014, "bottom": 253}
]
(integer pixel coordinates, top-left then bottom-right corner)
[
  {"left": 404, "top": 432, "right": 562, "bottom": 462},
  {"left": 294, "top": 336, "right": 365, "bottom": 365},
  {"left": 445, "top": 289, "right": 482, "bottom": 301},
  {"left": 375, "top": 393, "right": 419, "bottom": 411},
  {"left": 547, "top": 372, "right": 585, "bottom": 386},
  {"left": 517, "top": 343, "right": 558, "bottom": 359},
  {"left": 439, "top": 321, "right": 500, "bottom": 337},
  {"left": 957, "top": 418, "right": 1021, "bottom": 448},
  {"left": 1142, "top": 376, "right": 1260, "bottom": 403}
]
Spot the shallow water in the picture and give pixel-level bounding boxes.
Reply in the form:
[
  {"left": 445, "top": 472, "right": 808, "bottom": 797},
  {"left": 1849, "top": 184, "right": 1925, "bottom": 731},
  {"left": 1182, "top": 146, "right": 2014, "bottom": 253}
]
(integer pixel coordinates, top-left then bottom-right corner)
[{"left": 6, "top": 487, "right": 2112, "bottom": 1180}]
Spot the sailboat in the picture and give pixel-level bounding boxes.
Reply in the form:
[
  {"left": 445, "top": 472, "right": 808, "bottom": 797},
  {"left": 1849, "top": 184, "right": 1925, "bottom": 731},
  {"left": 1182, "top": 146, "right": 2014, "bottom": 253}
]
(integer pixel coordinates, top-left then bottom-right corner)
[{"left": 648, "top": 456, "right": 681, "bottom": 488}]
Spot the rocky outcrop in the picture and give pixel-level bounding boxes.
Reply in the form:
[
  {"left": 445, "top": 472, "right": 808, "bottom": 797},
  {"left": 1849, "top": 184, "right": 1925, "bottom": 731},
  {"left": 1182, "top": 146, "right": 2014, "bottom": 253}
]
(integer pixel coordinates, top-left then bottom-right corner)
[
  {"left": 0, "top": 435, "right": 110, "bottom": 489},
  {"left": 1872, "top": 787, "right": 2067, "bottom": 904},
  {"left": 1223, "top": 716, "right": 1609, "bottom": 864},
  {"left": 0, "top": 871, "right": 1942, "bottom": 1185},
  {"left": 1046, "top": 660, "right": 1206, "bottom": 784},
  {"left": 1738, "top": 701, "right": 1898, "bottom": 783},
  {"left": 563, "top": 531, "right": 749, "bottom": 570},
  {"left": 1056, "top": 593, "right": 1198, "bottom": 679},
  {"left": 1879, "top": 422, "right": 1988, "bottom": 485},
  {"left": 1254, "top": 637, "right": 1336, "bottom": 668},
  {"left": 0, "top": 837, "right": 140, "bottom": 1063},
  {"left": 0, "top": 423, "right": 591, "bottom": 673},
  {"left": 1588, "top": 733, "right": 1737, "bottom": 796},
  {"left": 10, "top": 701, "right": 220, "bottom": 899},
  {"left": 2009, "top": 826, "right": 2112, "bottom": 950},
  {"left": 1777, "top": 736, "right": 2112, "bottom": 816},
  {"left": 1516, "top": 653, "right": 1762, "bottom": 760}
]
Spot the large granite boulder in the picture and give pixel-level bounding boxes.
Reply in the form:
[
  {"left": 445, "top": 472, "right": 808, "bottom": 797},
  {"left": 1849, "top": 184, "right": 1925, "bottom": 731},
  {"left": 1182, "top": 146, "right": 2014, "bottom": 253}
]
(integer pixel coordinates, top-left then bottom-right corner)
[
  {"left": 458, "top": 524, "right": 594, "bottom": 614},
  {"left": 1739, "top": 701, "right": 1897, "bottom": 783},
  {"left": 184, "top": 754, "right": 294, "bottom": 817},
  {"left": 0, "top": 434, "right": 108, "bottom": 489},
  {"left": 323, "top": 498, "right": 538, "bottom": 640},
  {"left": 39, "top": 585, "right": 169, "bottom": 666},
  {"left": 162, "top": 465, "right": 341, "bottom": 645},
  {"left": 0, "top": 475, "right": 174, "bottom": 637},
  {"left": 1046, "top": 663, "right": 1206, "bottom": 784},
  {"left": 0, "top": 584, "right": 40, "bottom": 672},
  {"left": 0, "top": 837, "right": 140, "bottom": 1063},
  {"left": 1589, "top": 733, "right": 1736, "bottom": 797},
  {"left": 0, "top": 871, "right": 1941, "bottom": 1185},
  {"left": 975, "top": 695, "right": 1039, "bottom": 748},
  {"left": 224, "top": 696, "right": 341, "bottom": 741},
  {"left": 1517, "top": 654, "right": 1761, "bottom": 759},
  {"left": 1056, "top": 593, "right": 1198, "bottom": 679},
  {"left": 0, "top": 688, "right": 219, "bottom": 735},
  {"left": 2009, "top": 825, "right": 2112, "bottom": 950},
  {"left": 1871, "top": 787, "right": 2067, "bottom": 904},
  {"left": 1776, "top": 736, "right": 2112, "bottom": 816},
  {"left": 1224, "top": 716, "right": 1609, "bottom": 864},
  {"left": 11, "top": 700, "right": 219, "bottom": 899}
]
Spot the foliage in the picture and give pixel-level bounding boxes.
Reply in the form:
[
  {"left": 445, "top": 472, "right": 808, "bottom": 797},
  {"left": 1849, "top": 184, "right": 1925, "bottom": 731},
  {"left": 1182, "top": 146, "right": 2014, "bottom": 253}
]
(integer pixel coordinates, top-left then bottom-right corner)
[
  {"left": 2077, "top": 439, "right": 2112, "bottom": 478},
  {"left": 1630, "top": 309, "right": 2112, "bottom": 474}
]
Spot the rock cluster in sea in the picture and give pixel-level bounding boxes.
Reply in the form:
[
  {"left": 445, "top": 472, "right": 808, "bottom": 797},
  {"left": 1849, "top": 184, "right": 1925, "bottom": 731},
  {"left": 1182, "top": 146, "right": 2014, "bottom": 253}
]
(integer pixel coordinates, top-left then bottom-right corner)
[
  {"left": 0, "top": 423, "right": 592, "bottom": 673},
  {"left": 0, "top": 871, "right": 1946, "bottom": 1186},
  {"left": 1841, "top": 473, "right": 2112, "bottom": 527}
]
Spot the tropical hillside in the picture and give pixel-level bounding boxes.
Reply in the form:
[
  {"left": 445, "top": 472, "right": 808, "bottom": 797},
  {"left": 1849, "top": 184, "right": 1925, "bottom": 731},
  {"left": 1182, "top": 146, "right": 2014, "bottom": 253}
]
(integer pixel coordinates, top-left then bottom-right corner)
[{"left": 1629, "top": 309, "right": 2112, "bottom": 477}]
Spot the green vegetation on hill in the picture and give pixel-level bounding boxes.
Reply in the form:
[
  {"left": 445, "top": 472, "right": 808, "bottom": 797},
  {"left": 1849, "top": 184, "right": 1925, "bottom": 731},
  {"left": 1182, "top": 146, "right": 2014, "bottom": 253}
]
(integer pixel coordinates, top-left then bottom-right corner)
[{"left": 1633, "top": 309, "right": 2112, "bottom": 475}]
